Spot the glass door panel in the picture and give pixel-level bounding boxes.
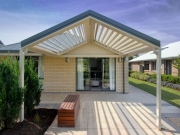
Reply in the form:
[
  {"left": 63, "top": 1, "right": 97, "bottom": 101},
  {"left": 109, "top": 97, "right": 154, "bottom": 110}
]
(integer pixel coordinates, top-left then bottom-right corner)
[
  {"left": 102, "top": 58, "right": 115, "bottom": 90},
  {"left": 83, "top": 58, "right": 91, "bottom": 90}
]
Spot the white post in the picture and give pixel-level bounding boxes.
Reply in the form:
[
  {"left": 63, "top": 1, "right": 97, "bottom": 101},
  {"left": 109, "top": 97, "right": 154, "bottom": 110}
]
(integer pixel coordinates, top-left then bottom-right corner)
[
  {"left": 20, "top": 49, "right": 24, "bottom": 122},
  {"left": 156, "top": 48, "right": 161, "bottom": 130}
]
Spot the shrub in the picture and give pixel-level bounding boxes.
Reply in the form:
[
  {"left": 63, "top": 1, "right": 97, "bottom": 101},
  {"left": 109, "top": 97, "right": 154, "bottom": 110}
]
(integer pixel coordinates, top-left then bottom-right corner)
[
  {"left": 151, "top": 74, "right": 156, "bottom": 79},
  {"left": 130, "top": 72, "right": 150, "bottom": 81},
  {"left": 0, "top": 57, "right": 23, "bottom": 129},
  {"left": 24, "top": 58, "right": 42, "bottom": 116},
  {"left": 129, "top": 70, "right": 134, "bottom": 77},
  {"left": 168, "top": 76, "right": 180, "bottom": 84},
  {"left": 139, "top": 74, "right": 144, "bottom": 80},
  {"left": 143, "top": 74, "right": 151, "bottom": 81},
  {"left": 34, "top": 112, "right": 41, "bottom": 124}
]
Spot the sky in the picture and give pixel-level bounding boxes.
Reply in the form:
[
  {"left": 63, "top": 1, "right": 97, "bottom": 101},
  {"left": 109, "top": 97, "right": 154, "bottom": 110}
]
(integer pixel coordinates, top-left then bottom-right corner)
[{"left": 0, "top": 0, "right": 180, "bottom": 46}]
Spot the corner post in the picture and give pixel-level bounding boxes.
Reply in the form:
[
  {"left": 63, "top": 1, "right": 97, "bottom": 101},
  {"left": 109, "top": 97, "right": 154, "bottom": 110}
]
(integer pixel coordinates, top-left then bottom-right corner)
[
  {"left": 20, "top": 49, "right": 24, "bottom": 122},
  {"left": 156, "top": 48, "right": 162, "bottom": 130},
  {"left": 122, "top": 57, "right": 125, "bottom": 94}
]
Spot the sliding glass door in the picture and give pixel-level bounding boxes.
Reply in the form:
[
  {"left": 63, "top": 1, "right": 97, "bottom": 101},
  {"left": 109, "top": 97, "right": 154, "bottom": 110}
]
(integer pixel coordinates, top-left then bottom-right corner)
[
  {"left": 76, "top": 58, "right": 115, "bottom": 91},
  {"left": 102, "top": 58, "right": 115, "bottom": 90}
]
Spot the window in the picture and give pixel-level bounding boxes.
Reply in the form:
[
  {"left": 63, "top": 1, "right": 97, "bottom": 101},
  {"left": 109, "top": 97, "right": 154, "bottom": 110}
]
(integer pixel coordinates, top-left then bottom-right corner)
[
  {"left": 144, "top": 61, "right": 149, "bottom": 70},
  {"left": 152, "top": 61, "right": 156, "bottom": 70}
]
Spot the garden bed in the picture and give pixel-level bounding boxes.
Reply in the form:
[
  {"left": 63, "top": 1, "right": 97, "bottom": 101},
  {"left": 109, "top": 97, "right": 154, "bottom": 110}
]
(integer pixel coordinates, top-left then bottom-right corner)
[{"left": 0, "top": 109, "right": 57, "bottom": 135}]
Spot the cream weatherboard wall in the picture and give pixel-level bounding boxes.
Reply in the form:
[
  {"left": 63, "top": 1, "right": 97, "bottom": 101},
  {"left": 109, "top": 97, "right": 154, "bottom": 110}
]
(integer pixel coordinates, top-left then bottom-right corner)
[{"left": 43, "top": 56, "right": 129, "bottom": 93}]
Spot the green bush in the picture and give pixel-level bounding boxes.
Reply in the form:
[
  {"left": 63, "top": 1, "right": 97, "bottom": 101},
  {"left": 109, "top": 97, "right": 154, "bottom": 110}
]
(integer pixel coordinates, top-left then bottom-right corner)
[
  {"left": 130, "top": 72, "right": 150, "bottom": 81},
  {"left": 129, "top": 70, "right": 134, "bottom": 77},
  {"left": 149, "top": 73, "right": 180, "bottom": 84},
  {"left": 143, "top": 75, "right": 151, "bottom": 81},
  {"left": 0, "top": 57, "right": 23, "bottom": 129},
  {"left": 151, "top": 74, "right": 156, "bottom": 78},
  {"left": 24, "top": 58, "right": 42, "bottom": 116},
  {"left": 168, "top": 76, "right": 180, "bottom": 84}
]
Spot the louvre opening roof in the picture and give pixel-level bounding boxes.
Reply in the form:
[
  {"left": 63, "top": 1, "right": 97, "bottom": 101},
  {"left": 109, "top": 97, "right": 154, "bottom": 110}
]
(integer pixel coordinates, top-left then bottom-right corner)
[
  {"left": 129, "top": 41, "right": 180, "bottom": 62},
  {"left": 19, "top": 10, "right": 160, "bottom": 57}
]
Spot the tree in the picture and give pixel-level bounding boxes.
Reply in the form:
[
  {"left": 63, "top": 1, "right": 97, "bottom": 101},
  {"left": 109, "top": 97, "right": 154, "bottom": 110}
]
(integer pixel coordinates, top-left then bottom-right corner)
[
  {"left": 0, "top": 57, "right": 23, "bottom": 129},
  {"left": 172, "top": 55, "right": 180, "bottom": 76},
  {"left": 24, "top": 57, "right": 42, "bottom": 116}
]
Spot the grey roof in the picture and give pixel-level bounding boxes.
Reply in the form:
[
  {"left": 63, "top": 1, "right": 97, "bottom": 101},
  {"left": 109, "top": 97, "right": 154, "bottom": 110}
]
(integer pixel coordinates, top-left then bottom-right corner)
[
  {"left": 0, "top": 40, "right": 4, "bottom": 48},
  {"left": 129, "top": 41, "right": 180, "bottom": 62},
  {"left": 21, "top": 10, "right": 160, "bottom": 48},
  {"left": 0, "top": 42, "right": 21, "bottom": 53},
  {"left": 0, "top": 40, "right": 4, "bottom": 45}
]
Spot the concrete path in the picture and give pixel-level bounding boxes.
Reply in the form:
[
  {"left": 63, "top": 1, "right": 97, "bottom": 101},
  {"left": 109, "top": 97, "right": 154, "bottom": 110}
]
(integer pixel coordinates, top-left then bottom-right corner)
[{"left": 37, "top": 85, "right": 180, "bottom": 135}]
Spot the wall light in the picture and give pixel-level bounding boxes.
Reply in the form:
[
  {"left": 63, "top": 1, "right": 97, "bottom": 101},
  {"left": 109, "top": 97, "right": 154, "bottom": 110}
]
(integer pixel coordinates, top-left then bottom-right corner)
[
  {"left": 118, "top": 57, "right": 122, "bottom": 63},
  {"left": 65, "top": 57, "right": 69, "bottom": 63}
]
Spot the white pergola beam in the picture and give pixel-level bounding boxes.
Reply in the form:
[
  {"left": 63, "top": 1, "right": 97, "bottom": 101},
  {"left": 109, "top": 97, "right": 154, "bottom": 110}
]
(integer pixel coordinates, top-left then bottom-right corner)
[
  {"left": 28, "top": 46, "right": 58, "bottom": 57},
  {"left": 109, "top": 34, "right": 122, "bottom": 47},
  {"left": 104, "top": 30, "right": 113, "bottom": 45},
  {"left": 117, "top": 41, "right": 138, "bottom": 52},
  {"left": 97, "top": 25, "right": 103, "bottom": 42},
  {"left": 22, "top": 19, "right": 88, "bottom": 49},
  {"left": 115, "top": 38, "right": 133, "bottom": 50},
  {"left": 47, "top": 39, "right": 64, "bottom": 50},
  {"left": 91, "top": 17, "right": 159, "bottom": 49},
  {"left": 77, "top": 25, "right": 84, "bottom": 42},
  {"left": 20, "top": 49, "right": 24, "bottom": 122},
  {"left": 125, "top": 46, "right": 152, "bottom": 56},
  {"left": 72, "top": 28, "right": 81, "bottom": 43},
  {"left": 67, "top": 31, "right": 78, "bottom": 45},
  {"left": 113, "top": 36, "right": 128, "bottom": 49},
  {"left": 84, "top": 19, "right": 91, "bottom": 42},
  {"left": 63, "top": 33, "right": 75, "bottom": 47},
  {"left": 106, "top": 32, "right": 117, "bottom": 46},
  {"left": 121, "top": 43, "right": 143, "bottom": 53}
]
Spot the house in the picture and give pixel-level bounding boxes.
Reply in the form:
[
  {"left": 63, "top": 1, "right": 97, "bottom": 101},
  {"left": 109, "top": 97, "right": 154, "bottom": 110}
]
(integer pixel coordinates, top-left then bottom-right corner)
[
  {"left": 0, "top": 10, "right": 163, "bottom": 128},
  {"left": 0, "top": 10, "right": 161, "bottom": 93},
  {"left": 129, "top": 41, "right": 180, "bottom": 76}
]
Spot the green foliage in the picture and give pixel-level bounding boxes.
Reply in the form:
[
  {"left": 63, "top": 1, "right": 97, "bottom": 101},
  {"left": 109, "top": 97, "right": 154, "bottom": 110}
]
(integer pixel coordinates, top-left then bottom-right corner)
[
  {"left": 0, "top": 57, "right": 23, "bottom": 129},
  {"left": 129, "top": 70, "right": 134, "bottom": 77},
  {"left": 104, "top": 72, "right": 109, "bottom": 79},
  {"left": 168, "top": 76, "right": 180, "bottom": 84},
  {"left": 24, "top": 58, "right": 42, "bottom": 116},
  {"left": 130, "top": 72, "right": 150, "bottom": 81},
  {"left": 34, "top": 112, "right": 41, "bottom": 124},
  {"left": 151, "top": 73, "right": 156, "bottom": 79},
  {"left": 172, "top": 54, "right": 180, "bottom": 76},
  {"left": 161, "top": 74, "right": 171, "bottom": 81},
  {"left": 83, "top": 72, "right": 89, "bottom": 78}
]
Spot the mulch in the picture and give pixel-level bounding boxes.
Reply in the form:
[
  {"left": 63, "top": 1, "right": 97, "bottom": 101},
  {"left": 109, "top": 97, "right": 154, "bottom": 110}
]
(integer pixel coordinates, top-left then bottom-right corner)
[{"left": 0, "top": 109, "right": 57, "bottom": 135}]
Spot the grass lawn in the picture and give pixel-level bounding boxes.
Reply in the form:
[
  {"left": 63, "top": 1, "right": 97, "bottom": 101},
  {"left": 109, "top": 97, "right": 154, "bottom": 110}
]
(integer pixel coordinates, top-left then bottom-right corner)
[{"left": 129, "top": 77, "right": 180, "bottom": 109}]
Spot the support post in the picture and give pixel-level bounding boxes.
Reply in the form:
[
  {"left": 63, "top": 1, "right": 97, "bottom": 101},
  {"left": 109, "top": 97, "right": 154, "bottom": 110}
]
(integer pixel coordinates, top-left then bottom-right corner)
[
  {"left": 156, "top": 48, "right": 162, "bottom": 130},
  {"left": 122, "top": 57, "right": 125, "bottom": 94},
  {"left": 20, "top": 49, "right": 24, "bottom": 122}
]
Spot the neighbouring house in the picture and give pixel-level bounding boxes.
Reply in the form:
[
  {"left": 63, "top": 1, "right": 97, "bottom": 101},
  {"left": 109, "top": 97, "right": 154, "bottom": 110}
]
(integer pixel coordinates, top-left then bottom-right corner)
[
  {"left": 0, "top": 10, "right": 161, "bottom": 93},
  {"left": 129, "top": 41, "right": 180, "bottom": 76}
]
